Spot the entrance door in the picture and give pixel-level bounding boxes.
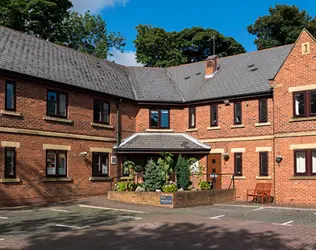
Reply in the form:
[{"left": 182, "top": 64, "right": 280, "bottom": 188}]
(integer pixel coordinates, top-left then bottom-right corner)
[{"left": 207, "top": 154, "right": 222, "bottom": 189}]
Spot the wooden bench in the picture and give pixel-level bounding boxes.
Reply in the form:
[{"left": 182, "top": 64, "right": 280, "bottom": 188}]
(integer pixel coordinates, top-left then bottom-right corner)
[{"left": 247, "top": 183, "right": 272, "bottom": 205}]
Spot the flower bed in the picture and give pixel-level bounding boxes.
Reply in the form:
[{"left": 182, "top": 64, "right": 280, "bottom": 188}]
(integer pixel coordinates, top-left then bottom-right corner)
[{"left": 108, "top": 189, "right": 236, "bottom": 208}]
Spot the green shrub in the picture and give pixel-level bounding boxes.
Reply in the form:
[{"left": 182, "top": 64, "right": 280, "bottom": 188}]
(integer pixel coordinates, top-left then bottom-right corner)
[
  {"left": 116, "top": 182, "right": 127, "bottom": 191},
  {"left": 175, "top": 155, "right": 191, "bottom": 190},
  {"left": 199, "top": 181, "right": 211, "bottom": 190},
  {"left": 144, "top": 159, "right": 165, "bottom": 191},
  {"left": 162, "top": 183, "right": 177, "bottom": 193},
  {"left": 127, "top": 182, "right": 137, "bottom": 191}
]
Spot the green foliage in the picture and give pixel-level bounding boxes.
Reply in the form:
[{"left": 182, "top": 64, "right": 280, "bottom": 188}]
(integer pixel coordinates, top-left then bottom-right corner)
[
  {"left": 0, "top": 1, "right": 125, "bottom": 59},
  {"left": 157, "top": 152, "right": 174, "bottom": 184},
  {"left": 248, "top": 4, "right": 316, "bottom": 50},
  {"left": 144, "top": 159, "right": 165, "bottom": 192},
  {"left": 134, "top": 25, "right": 245, "bottom": 67},
  {"left": 116, "top": 182, "right": 127, "bottom": 191},
  {"left": 162, "top": 183, "right": 177, "bottom": 193},
  {"left": 175, "top": 155, "right": 191, "bottom": 190},
  {"left": 123, "top": 160, "right": 136, "bottom": 177},
  {"left": 127, "top": 182, "right": 137, "bottom": 191},
  {"left": 199, "top": 181, "right": 211, "bottom": 191}
]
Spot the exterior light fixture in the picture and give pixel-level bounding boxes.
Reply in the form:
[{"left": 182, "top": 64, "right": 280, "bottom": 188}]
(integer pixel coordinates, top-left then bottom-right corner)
[
  {"left": 79, "top": 151, "right": 89, "bottom": 158},
  {"left": 276, "top": 155, "right": 283, "bottom": 164}
]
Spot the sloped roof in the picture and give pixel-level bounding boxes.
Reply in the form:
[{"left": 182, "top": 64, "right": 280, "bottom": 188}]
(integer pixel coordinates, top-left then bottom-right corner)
[
  {"left": 0, "top": 26, "right": 293, "bottom": 103},
  {"left": 117, "top": 133, "right": 210, "bottom": 152}
]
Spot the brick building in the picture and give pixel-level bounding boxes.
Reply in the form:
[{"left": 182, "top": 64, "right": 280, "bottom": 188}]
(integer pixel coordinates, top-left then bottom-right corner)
[{"left": 0, "top": 26, "right": 315, "bottom": 206}]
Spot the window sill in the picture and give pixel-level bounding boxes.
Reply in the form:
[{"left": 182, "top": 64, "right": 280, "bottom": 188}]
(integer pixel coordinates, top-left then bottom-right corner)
[
  {"left": 120, "top": 176, "right": 134, "bottom": 180},
  {"left": 289, "top": 176, "right": 316, "bottom": 180},
  {"left": 1, "top": 110, "right": 22, "bottom": 117},
  {"left": 0, "top": 178, "right": 21, "bottom": 183},
  {"left": 231, "top": 124, "right": 245, "bottom": 129},
  {"left": 232, "top": 176, "right": 246, "bottom": 180},
  {"left": 90, "top": 122, "right": 114, "bottom": 129},
  {"left": 186, "top": 128, "right": 198, "bottom": 132},
  {"left": 255, "top": 122, "right": 271, "bottom": 127},
  {"left": 89, "top": 177, "right": 112, "bottom": 182},
  {"left": 43, "top": 177, "right": 73, "bottom": 182},
  {"left": 289, "top": 117, "right": 316, "bottom": 122},
  {"left": 207, "top": 126, "right": 221, "bottom": 130},
  {"left": 43, "top": 116, "right": 73, "bottom": 124},
  {"left": 256, "top": 176, "right": 272, "bottom": 180},
  {"left": 146, "top": 129, "right": 174, "bottom": 132}
]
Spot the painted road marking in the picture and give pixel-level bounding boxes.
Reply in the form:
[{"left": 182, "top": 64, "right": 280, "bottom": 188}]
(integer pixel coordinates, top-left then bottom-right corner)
[
  {"left": 210, "top": 215, "right": 225, "bottom": 220},
  {"left": 78, "top": 204, "right": 147, "bottom": 214},
  {"left": 118, "top": 215, "right": 142, "bottom": 220},
  {"left": 50, "top": 208, "right": 69, "bottom": 213},
  {"left": 273, "top": 221, "right": 294, "bottom": 227},
  {"left": 0, "top": 238, "right": 5, "bottom": 241},
  {"left": 254, "top": 207, "right": 265, "bottom": 211},
  {"left": 215, "top": 203, "right": 315, "bottom": 211},
  {"left": 55, "top": 224, "right": 90, "bottom": 230},
  {"left": 0, "top": 217, "right": 8, "bottom": 220}
]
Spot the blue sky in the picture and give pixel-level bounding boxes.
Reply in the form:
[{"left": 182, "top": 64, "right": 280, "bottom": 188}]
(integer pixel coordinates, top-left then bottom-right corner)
[{"left": 71, "top": 0, "right": 316, "bottom": 66}]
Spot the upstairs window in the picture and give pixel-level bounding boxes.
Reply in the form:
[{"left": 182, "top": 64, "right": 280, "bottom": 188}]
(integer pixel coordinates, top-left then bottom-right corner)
[
  {"left": 234, "top": 102, "right": 242, "bottom": 124},
  {"left": 188, "top": 107, "right": 196, "bottom": 128},
  {"left": 92, "top": 153, "right": 109, "bottom": 177},
  {"left": 259, "top": 152, "right": 268, "bottom": 176},
  {"left": 210, "top": 105, "right": 218, "bottom": 126},
  {"left": 5, "top": 81, "right": 16, "bottom": 111},
  {"left": 47, "top": 90, "right": 67, "bottom": 118},
  {"left": 5, "top": 148, "right": 16, "bottom": 179},
  {"left": 234, "top": 153, "right": 242, "bottom": 176},
  {"left": 295, "top": 149, "right": 316, "bottom": 176},
  {"left": 259, "top": 99, "right": 268, "bottom": 123},
  {"left": 150, "top": 109, "right": 170, "bottom": 129},
  {"left": 293, "top": 91, "right": 316, "bottom": 117},
  {"left": 46, "top": 150, "right": 67, "bottom": 177},
  {"left": 94, "top": 100, "right": 110, "bottom": 124}
]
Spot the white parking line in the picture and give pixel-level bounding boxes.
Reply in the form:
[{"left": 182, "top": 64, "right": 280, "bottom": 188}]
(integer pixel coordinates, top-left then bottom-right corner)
[
  {"left": 273, "top": 221, "right": 294, "bottom": 227},
  {"left": 55, "top": 224, "right": 90, "bottom": 230},
  {"left": 210, "top": 215, "right": 225, "bottom": 220},
  {"left": 0, "top": 217, "right": 8, "bottom": 220},
  {"left": 78, "top": 204, "right": 147, "bottom": 214},
  {"left": 0, "top": 238, "right": 5, "bottom": 241},
  {"left": 254, "top": 207, "right": 265, "bottom": 211},
  {"left": 50, "top": 209, "right": 69, "bottom": 213},
  {"left": 118, "top": 215, "right": 142, "bottom": 220}
]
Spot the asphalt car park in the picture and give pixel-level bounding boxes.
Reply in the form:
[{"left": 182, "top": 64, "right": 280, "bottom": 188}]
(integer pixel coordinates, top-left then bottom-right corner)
[{"left": 1, "top": 200, "right": 316, "bottom": 249}]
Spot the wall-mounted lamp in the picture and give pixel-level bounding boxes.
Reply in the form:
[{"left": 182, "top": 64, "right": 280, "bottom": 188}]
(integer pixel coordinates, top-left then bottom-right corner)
[
  {"left": 276, "top": 155, "right": 283, "bottom": 164},
  {"left": 79, "top": 151, "right": 89, "bottom": 158},
  {"left": 223, "top": 100, "right": 230, "bottom": 106}
]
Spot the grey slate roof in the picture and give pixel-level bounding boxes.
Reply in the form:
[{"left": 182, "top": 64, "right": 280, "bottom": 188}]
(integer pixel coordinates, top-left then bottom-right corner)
[
  {"left": 117, "top": 133, "right": 210, "bottom": 152},
  {"left": 0, "top": 26, "right": 293, "bottom": 103}
]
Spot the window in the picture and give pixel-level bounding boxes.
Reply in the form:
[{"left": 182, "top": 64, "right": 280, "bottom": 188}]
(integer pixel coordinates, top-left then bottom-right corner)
[
  {"left": 293, "top": 91, "right": 316, "bottom": 117},
  {"left": 149, "top": 109, "right": 170, "bottom": 128},
  {"left": 259, "top": 152, "right": 268, "bottom": 176},
  {"left": 234, "top": 102, "right": 242, "bottom": 124},
  {"left": 211, "top": 105, "right": 218, "bottom": 126},
  {"left": 5, "top": 148, "right": 16, "bottom": 178},
  {"left": 294, "top": 150, "right": 316, "bottom": 176},
  {"left": 188, "top": 107, "right": 196, "bottom": 128},
  {"left": 46, "top": 150, "right": 67, "bottom": 177},
  {"left": 259, "top": 99, "right": 268, "bottom": 123},
  {"left": 234, "top": 153, "right": 242, "bottom": 176},
  {"left": 5, "top": 81, "right": 16, "bottom": 111},
  {"left": 92, "top": 153, "right": 109, "bottom": 177},
  {"left": 47, "top": 90, "right": 68, "bottom": 118},
  {"left": 94, "top": 100, "right": 110, "bottom": 124}
]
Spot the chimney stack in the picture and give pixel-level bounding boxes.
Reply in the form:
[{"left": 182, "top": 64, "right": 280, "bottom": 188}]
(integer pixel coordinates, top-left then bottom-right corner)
[{"left": 205, "top": 55, "right": 218, "bottom": 79}]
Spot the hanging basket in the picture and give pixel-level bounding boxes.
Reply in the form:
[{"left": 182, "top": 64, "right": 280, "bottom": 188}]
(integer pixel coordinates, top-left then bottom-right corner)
[{"left": 223, "top": 153, "right": 230, "bottom": 161}]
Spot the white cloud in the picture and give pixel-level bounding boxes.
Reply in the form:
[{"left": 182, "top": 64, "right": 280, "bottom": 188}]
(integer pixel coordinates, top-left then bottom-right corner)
[
  {"left": 71, "top": 0, "right": 129, "bottom": 14},
  {"left": 108, "top": 48, "right": 143, "bottom": 67}
]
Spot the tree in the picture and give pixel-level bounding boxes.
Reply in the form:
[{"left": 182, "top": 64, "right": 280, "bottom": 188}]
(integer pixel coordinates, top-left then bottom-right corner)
[
  {"left": 175, "top": 155, "right": 191, "bottom": 190},
  {"left": 248, "top": 4, "right": 316, "bottom": 50},
  {"left": 0, "top": 1, "right": 125, "bottom": 59},
  {"left": 144, "top": 159, "right": 165, "bottom": 192},
  {"left": 134, "top": 25, "right": 245, "bottom": 67},
  {"left": 157, "top": 152, "right": 174, "bottom": 184}
]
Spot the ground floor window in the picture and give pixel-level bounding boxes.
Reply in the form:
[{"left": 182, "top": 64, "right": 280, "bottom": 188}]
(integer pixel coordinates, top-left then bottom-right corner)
[
  {"left": 234, "top": 153, "right": 242, "bottom": 176},
  {"left": 92, "top": 153, "right": 109, "bottom": 177},
  {"left": 5, "top": 148, "right": 16, "bottom": 178},
  {"left": 46, "top": 150, "right": 67, "bottom": 177},
  {"left": 295, "top": 149, "right": 316, "bottom": 176},
  {"left": 259, "top": 152, "right": 268, "bottom": 176}
]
